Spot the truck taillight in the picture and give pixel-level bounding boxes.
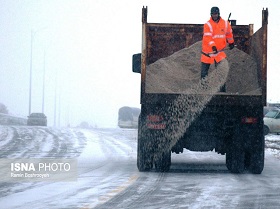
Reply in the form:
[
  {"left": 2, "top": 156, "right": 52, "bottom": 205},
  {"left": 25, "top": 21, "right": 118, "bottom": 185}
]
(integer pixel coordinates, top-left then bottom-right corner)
[
  {"left": 147, "top": 114, "right": 166, "bottom": 129},
  {"left": 147, "top": 115, "right": 163, "bottom": 122},
  {"left": 241, "top": 117, "right": 258, "bottom": 124}
]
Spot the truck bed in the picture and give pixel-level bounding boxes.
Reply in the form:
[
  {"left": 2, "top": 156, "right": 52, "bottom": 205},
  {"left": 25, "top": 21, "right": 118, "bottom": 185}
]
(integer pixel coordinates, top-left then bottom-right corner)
[{"left": 140, "top": 9, "right": 268, "bottom": 106}]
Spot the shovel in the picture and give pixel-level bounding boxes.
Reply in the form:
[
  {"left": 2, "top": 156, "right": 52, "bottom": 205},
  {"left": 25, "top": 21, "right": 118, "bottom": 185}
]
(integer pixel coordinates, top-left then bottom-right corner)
[{"left": 202, "top": 45, "right": 237, "bottom": 57}]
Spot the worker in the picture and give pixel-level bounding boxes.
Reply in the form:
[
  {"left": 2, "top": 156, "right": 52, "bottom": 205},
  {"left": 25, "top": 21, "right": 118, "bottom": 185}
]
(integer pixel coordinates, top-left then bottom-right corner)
[{"left": 201, "top": 6, "right": 235, "bottom": 92}]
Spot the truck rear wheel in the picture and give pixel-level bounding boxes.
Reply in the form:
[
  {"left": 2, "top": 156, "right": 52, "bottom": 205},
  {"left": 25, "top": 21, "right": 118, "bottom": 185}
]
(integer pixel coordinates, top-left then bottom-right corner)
[
  {"left": 263, "top": 125, "right": 269, "bottom": 135},
  {"left": 226, "top": 148, "right": 245, "bottom": 173},
  {"left": 244, "top": 152, "right": 251, "bottom": 169},
  {"left": 154, "top": 150, "right": 171, "bottom": 172},
  {"left": 226, "top": 151, "right": 233, "bottom": 171},
  {"left": 137, "top": 140, "right": 153, "bottom": 171},
  {"left": 137, "top": 119, "right": 153, "bottom": 172},
  {"left": 249, "top": 135, "right": 264, "bottom": 174},
  {"left": 226, "top": 127, "right": 245, "bottom": 173}
]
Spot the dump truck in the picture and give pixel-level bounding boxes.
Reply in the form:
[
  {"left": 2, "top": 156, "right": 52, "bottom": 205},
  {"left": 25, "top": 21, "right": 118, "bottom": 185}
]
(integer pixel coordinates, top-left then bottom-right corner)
[{"left": 132, "top": 6, "right": 268, "bottom": 174}]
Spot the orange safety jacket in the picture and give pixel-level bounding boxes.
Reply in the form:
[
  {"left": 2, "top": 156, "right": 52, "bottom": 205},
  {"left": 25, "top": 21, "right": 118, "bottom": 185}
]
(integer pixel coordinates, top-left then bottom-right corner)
[{"left": 201, "top": 17, "right": 234, "bottom": 64}]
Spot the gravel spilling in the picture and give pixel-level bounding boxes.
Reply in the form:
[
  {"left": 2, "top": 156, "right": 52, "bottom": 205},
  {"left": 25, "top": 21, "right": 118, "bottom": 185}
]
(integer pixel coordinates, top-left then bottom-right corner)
[{"left": 143, "top": 41, "right": 261, "bottom": 153}]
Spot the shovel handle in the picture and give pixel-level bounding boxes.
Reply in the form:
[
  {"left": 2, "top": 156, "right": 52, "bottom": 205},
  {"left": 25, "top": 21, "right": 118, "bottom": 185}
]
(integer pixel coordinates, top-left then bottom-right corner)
[{"left": 208, "top": 45, "right": 237, "bottom": 55}]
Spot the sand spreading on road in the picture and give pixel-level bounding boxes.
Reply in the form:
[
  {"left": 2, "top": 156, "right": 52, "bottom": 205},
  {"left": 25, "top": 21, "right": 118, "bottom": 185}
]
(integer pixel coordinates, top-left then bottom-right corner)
[{"left": 142, "top": 41, "right": 260, "bottom": 154}]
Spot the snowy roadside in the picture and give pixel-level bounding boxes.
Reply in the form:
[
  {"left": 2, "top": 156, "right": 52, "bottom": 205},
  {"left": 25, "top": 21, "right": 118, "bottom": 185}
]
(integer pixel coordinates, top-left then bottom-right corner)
[
  {"left": 265, "top": 134, "right": 280, "bottom": 159},
  {"left": 0, "top": 126, "right": 87, "bottom": 159}
]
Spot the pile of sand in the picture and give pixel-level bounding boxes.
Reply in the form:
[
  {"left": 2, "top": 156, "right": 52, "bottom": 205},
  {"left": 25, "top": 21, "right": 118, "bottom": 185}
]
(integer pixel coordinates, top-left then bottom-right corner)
[
  {"left": 145, "top": 41, "right": 260, "bottom": 95},
  {"left": 142, "top": 41, "right": 261, "bottom": 154}
]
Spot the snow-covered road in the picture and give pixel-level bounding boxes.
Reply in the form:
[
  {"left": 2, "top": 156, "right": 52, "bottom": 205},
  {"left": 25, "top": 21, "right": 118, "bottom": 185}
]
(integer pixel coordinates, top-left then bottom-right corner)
[
  {"left": 0, "top": 126, "right": 280, "bottom": 208},
  {"left": 0, "top": 127, "right": 139, "bottom": 209}
]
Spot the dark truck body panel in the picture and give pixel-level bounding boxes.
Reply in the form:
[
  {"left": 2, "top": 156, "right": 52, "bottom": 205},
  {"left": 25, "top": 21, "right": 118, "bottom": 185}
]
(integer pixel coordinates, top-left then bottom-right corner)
[{"left": 134, "top": 7, "right": 268, "bottom": 174}]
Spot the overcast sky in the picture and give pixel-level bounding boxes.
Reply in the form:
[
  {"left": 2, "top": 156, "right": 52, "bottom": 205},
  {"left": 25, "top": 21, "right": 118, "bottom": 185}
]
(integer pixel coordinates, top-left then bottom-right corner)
[{"left": 0, "top": 0, "right": 279, "bottom": 127}]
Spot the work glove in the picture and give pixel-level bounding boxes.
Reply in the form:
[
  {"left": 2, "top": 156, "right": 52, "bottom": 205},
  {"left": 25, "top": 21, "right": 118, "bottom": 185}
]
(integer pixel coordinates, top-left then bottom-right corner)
[
  {"left": 229, "top": 43, "right": 235, "bottom": 50},
  {"left": 212, "top": 46, "right": 218, "bottom": 54}
]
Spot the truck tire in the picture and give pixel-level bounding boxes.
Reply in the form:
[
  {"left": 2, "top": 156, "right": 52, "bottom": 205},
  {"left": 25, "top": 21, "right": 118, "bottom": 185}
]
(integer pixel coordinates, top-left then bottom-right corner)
[
  {"left": 226, "top": 127, "right": 245, "bottom": 173},
  {"left": 225, "top": 152, "right": 232, "bottom": 171},
  {"left": 249, "top": 135, "right": 265, "bottom": 174},
  {"left": 154, "top": 150, "right": 171, "bottom": 172},
  {"left": 226, "top": 148, "right": 245, "bottom": 173},
  {"left": 137, "top": 140, "right": 153, "bottom": 171},
  {"left": 137, "top": 119, "right": 153, "bottom": 171},
  {"left": 263, "top": 125, "right": 269, "bottom": 136},
  {"left": 244, "top": 152, "right": 251, "bottom": 169}
]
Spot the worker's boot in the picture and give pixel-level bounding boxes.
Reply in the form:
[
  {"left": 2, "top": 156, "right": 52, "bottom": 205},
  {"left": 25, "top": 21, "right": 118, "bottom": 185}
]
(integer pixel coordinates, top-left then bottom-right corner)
[
  {"left": 201, "top": 77, "right": 209, "bottom": 90},
  {"left": 219, "top": 84, "right": 226, "bottom": 92}
]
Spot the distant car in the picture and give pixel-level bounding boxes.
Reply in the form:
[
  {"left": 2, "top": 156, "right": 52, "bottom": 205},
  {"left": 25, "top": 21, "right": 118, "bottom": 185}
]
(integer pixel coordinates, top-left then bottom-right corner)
[
  {"left": 263, "top": 109, "right": 280, "bottom": 135},
  {"left": 263, "top": 106, "right": 278, "bottom": 116},
  {"left": 27, "top": 113, "right": 47, "bottom": 126}
]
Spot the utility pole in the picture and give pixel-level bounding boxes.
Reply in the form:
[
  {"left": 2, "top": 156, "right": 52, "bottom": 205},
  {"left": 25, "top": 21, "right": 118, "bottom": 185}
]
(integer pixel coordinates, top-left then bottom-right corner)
[
  {"left": 54, "top": 69, "right": 57, "bottom": 127},
  {"left": 28, "top": 27, "right": 47, "bottom": 116},
  {"left": 29, "top": 30, "right": 33, "bottom": 116},
  {"left": 42, "top": 49, "right": 46, "bottom": 113},
  {"left": 58, "top": 87, "right": 61, "bottom": 127}
]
